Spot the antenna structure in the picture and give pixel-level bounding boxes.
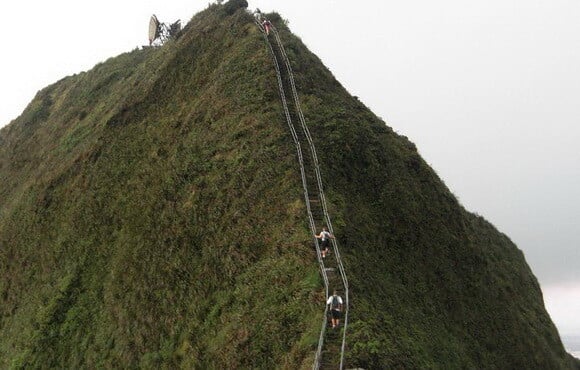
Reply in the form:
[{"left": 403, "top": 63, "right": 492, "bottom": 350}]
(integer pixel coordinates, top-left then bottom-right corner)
[{"left": 148, "top": 14, "right": 182, "bottom": 46}]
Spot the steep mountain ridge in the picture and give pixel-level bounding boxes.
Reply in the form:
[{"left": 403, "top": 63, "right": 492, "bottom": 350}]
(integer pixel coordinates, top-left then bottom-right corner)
[{"left": 0, "top": 2, "right": 577, "bottom": 368}]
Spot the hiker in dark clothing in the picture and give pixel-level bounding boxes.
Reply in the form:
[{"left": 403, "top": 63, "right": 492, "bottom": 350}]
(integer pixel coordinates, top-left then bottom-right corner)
[{"left": 326, "top": 290, "right": 343, "bottom": 328}]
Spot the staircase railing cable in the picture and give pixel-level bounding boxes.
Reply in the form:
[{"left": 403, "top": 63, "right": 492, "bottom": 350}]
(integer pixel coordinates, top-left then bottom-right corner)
[
  {"left": 272, "top": 26, "right": 350, "bottom": 370},
  {"left": 258, "top": 22, "right": 330, "bottom": 367}
]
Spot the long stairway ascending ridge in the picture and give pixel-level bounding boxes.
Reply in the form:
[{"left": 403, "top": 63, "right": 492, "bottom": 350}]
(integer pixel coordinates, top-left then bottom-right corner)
[{"left": 257, "top": 20, "right": 350, "bottom": 370}]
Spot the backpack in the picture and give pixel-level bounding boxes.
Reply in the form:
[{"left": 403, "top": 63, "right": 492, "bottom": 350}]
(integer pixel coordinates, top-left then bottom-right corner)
[{"left": 331, "top": 295, "right": 340, "bottom": 309}]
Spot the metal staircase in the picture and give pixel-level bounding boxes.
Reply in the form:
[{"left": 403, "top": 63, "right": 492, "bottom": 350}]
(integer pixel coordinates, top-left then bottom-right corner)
[{"left": 258, "top": 21, "right": 350, "bottom": 370}]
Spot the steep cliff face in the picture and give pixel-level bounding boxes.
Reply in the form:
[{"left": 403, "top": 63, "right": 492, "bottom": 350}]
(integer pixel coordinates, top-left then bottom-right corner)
[{"left": 0, "top": 2, "right": 576, "bottom": 369}]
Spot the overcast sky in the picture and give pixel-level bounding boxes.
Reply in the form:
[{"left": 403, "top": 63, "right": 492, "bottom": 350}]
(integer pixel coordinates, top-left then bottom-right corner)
[{"left": 1, "top": 0, "right": 578, "bottom": 339}]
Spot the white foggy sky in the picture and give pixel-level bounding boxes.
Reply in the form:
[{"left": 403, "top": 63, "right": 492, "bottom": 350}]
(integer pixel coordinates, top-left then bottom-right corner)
[{"left": 0, "top": 1, "right": 578, "bottom": 336}]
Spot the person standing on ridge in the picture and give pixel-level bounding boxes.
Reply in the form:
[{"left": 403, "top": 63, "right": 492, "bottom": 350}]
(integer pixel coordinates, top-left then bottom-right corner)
[
  {"left": 315, "top": 226, "right": 334, "bottom": 258},
  {"left": 262, "top": 19, "right": 272, "bottom": 35},
  {"left": 254, "top": 8, "right": 262, "bottom": 22},
  {"left": 326, "top": 290, "right": 343, "bottom": 329}
]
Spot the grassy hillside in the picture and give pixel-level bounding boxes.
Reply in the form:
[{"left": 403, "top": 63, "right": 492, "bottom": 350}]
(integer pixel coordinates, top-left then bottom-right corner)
[
  {"left": 0, "top": 4, "right": 321, "bottom": 368},
  {"left": 0, "top": 1, "right": 577, "bottom": 368}
]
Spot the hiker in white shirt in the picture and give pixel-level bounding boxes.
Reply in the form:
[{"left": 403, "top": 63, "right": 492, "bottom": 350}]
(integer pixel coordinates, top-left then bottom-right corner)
[
  {"left": 326, "top": 291, "right": 343, "bottom": 328},
  {"left": 254, "top": 8, "right": 262, "bottom": 22},
  {"left": 315, "top": 226, "right": 334, "bottom": 258}
]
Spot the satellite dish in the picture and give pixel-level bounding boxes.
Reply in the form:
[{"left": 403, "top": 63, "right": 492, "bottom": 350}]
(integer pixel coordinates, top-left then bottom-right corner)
[
  {"left": 148, "top": 14, "right": 181, "bottom": 46},
  {"left": 149, "top": 15, "right": 160, "bottom": 45}
]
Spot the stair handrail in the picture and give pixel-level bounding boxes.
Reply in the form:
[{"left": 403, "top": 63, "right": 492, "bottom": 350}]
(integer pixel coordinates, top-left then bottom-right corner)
[
  {"left": 258, "top": 22, "right": 330, "bottom": 368},
  {"left": 272, "top": 26, "right": 350, "bottom": 370}
]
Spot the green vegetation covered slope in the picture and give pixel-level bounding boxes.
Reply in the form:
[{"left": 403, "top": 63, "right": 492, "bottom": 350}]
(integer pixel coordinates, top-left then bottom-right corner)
[{"left": 0, "top": 1, "right": 577, "bottom": 368}]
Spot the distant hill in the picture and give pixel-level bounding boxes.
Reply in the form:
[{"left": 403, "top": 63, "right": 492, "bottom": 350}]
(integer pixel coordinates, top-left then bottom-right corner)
[{"left": 0, "top": 1, "right": 578, "bottom": 368}]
